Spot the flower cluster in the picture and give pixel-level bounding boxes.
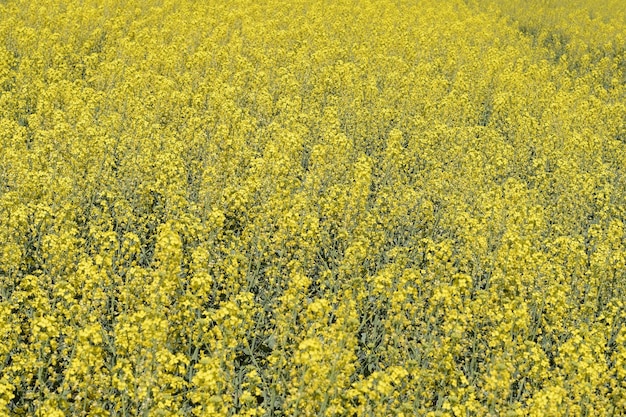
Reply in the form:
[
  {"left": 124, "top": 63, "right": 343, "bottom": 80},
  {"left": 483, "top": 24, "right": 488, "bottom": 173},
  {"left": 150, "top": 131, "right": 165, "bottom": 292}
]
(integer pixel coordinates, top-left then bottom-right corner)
[{"left": 1, "top": 0, "right": 626, "bottom": 415}]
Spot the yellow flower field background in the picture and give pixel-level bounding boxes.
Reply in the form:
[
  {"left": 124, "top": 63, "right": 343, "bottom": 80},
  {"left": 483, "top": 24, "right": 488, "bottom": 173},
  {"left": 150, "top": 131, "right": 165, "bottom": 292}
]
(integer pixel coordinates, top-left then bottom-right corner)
[{"left": 1, "top": 0, "right": 626, "bottom": 415}]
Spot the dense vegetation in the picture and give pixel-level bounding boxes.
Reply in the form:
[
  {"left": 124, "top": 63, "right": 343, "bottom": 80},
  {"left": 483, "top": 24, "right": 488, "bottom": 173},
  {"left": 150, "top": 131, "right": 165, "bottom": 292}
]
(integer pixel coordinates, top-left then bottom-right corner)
[{"left": 1, "top": 0, "right": 626, "bottom": 415}]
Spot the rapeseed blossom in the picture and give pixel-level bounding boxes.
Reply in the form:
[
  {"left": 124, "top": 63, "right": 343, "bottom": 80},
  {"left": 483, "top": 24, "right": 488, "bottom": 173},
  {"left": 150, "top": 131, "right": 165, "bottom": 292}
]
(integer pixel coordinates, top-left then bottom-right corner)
[{"left": 1, "top": 0, "right": 626, "bottom": 415}]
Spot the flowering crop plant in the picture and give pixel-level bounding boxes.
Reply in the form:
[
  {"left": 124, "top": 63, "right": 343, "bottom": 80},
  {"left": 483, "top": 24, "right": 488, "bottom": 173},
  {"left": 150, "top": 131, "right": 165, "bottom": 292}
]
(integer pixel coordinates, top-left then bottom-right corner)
[{"left": 1, "top": 0, "right": 626, "bottom": 415}]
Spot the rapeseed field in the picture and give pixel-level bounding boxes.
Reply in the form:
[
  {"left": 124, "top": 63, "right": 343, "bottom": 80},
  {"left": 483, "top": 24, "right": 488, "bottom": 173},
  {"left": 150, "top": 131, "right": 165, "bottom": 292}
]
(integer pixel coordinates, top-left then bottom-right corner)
[{"left": 1, "top": 0, "right": 626, "bottom": 415}]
